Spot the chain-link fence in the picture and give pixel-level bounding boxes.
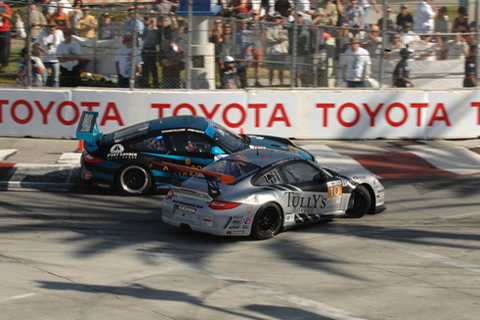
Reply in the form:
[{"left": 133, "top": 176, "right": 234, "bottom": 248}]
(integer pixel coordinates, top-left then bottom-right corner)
[{"left": 1, "top": 0, "right": 479, "bottom": 89}]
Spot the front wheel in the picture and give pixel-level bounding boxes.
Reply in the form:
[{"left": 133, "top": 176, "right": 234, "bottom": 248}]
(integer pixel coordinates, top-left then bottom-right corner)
[
  {"left": 116, "top": 165, "right": 153, "bottom": 195},
  {"left": 251, "top": 203, "right": 282, "bottom": 240},
  {"left": 346, "top": 185, "right": 371, "bottom": 218}
]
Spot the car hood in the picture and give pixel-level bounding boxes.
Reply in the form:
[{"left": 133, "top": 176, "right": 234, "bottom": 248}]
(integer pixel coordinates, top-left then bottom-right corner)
[{"left": 247, "top": 134, "right": 315, "bottom": 160}]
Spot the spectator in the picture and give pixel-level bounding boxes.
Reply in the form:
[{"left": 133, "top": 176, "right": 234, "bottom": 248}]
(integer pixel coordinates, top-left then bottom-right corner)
[
  {"left": 377, "top": 6, "right": 395, "bottom": 40},
  {"left": 413, "top": 0, "right": 438, "bottom": 33},
  {"left": 362, "top": 24, "right": 382, "bottom": 58},
  {"left": 442, "top": 34, "right": 468, "bottom": 60},
  {"left": 248, "top": 9, "right": 265, "bottom": 87},
  {"left": 210, "top": 18, "right": 224, "bottom": 62},
  {"left": 17, "top": 47, "right": 45, "bottom": 86},
  {"left": 464, "top": 44, "right": 476, "bottom": 87},
  {"left": 57, "top": 28, "right": 82, "bottom": 87},
  {"left": 392, "top": 48, "right": 414, "bottom": 87},
  {"left": 70, "top": 0, "right": 83, "bottom": 35},
  {"left": 34, "top": 22, "right": 64, "bottom": 87},
  {"left": 274, "top": 0, "right": 293, "bottom": 19},
  {"left": 46, "top": 0, "right": 72, "bottom": 19},
  {"left": 452, "top": 6, "right": 470, "bottom": 43},
  {"left": 115, "top": 35, "right": 143, "bottom": 88},
  {"left": 260, "top": 0, "right": 275, "bottom": 19},
  {"left": 307, "top": 0, "right": 338, "bottom": 36},
  {"left": 0, "top": 0, "right": 11, "bottom": 72},
  {"left": 98, "top": 12, "right": 118, "bottom": 40},
  {"left": 400, "top": 22, "right": 420, "bottom": 46},
  {"left": 124, "top": 7, "right": 145, "bottom": 48},
  {"left": 233, "top": 13, "right": 253, "bottom": 88},
  {"left": 341, "top": 36, "right": 371, "bottom": 88},
  {"left": 49, "top": 3, "right": 71, "bottom": 32},
  {"left": 434, "top": 6, "right": 449, "bottom": 39},
  {"left": 309, "top": 12, "right": 329, "bottom": 87},
  {"left": 76, "top": 6, "right": 97, "bottom": 39},
  {"left": 25, "top": 3, "right": 47, "bottom": 40},
  {"left": 335, "top": 22, "right": 353, "bottom": 84},
  {"left": 229, "top": 0, "right": 250, "bottom": 17},
  {"left": 384, "top": 32, "right": 406, "bottom": 60},
  {"left": 142, "top": 0, "right": 178, "bottom": 28},
  {"left": 159, "top": 32, "right": 184, "bottom": 88},
  {"left": 358, "top": 0, "right": 380, "bottom": 28},
  {"left": 396, "top": 4, "right": 413, "bottom": 32},
  {"left": 221, "top": 22, "right": 234, "bottom": 58},
  {"left": 342, "top": 0, "right": 364, "bottom": 37},
  {"left": 158, "top": 14, "right": 178, "bottom": 42},
  {"left": 220, "top": 55, "right": 238, "bottom": 89},
  {"left": 140, "top": 12, "right": 161, "bottom": 88},
  {"left": 287, "top": 12, "right": 310, "bottom": 87},
  {"left": 266, "top": 12, "right": 289, "bottom": 86}
]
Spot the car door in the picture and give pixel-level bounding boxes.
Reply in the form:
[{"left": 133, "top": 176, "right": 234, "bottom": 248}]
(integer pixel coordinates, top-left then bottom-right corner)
[{"left": 278, "top": 160, "right": 344, "bottom": 216}]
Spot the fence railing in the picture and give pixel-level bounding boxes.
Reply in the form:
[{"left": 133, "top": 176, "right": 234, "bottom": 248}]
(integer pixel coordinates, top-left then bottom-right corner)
[{"left": 2, "top": 0, "right": 479, "bottom": 90}]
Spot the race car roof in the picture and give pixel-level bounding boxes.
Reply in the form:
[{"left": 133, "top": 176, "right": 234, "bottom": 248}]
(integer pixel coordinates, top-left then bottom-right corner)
[
  {"left": 150, "top": 115, "right": 209, "bottom": 132},
  {"left": 227, "top": 149, "right": 304, "bottom": 168}
]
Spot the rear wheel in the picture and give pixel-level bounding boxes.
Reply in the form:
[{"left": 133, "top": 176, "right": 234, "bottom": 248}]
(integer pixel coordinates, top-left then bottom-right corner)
[
  {"left": 346, "top": 185, "right": 371, "bottom": 218},
  {"left": 251, "top": 203, "right": 282, "bottom": 240},
  {"left": 116, "top": 165, "right": 152, "bottom": 195}
]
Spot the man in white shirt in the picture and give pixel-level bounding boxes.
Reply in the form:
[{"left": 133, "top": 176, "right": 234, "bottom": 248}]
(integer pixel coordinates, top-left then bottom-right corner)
[
  {"left": 413, "top": 0, "right": 438, "bottom": 33},
  {"left": 341, "top": 36, "right": 371, "bottom": 87},
  {"left": 57, "top": 28, "right": 82, "bottom": 87},
  {"left": 34, "top": 22, "right": 64, "bottom": 87}
]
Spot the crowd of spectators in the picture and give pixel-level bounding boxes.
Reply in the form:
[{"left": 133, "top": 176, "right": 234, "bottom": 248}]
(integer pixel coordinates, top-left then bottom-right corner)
[{"left": 0, "top": 1, "right": 479, "bottom": 89}]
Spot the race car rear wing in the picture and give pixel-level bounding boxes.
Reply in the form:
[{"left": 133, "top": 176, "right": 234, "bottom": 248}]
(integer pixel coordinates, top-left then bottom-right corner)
[
  {"left": 150, "top": 161, "right": 235, "bottom": 197},
  {"left": 76, "top": 111, "right": 100, "bottom": 152}
]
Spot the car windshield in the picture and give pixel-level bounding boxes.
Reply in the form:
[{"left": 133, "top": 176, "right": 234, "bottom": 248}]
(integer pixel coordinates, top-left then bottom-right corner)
[
  {"left": 212, "top": 123, "right": 247, "bottom": 152},
  {"left": 206, "top": 159, "right": 259, "bottom": 182},
  {"left": 113, "top": 122, "right": 150, "bottom": 143}
]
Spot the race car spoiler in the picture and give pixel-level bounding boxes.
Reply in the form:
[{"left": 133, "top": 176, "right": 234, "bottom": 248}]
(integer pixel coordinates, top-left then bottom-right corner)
[
  {"left": 151, "top": 161, "right": 235, "bottom": 197},
  {"left": 75, "top": 111, "right": 100, "bottom": 152}
]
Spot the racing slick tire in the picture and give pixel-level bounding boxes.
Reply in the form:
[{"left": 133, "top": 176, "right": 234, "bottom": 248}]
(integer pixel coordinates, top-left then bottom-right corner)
[
  {"left": 345, "top": 185, "right": 371, "bottom": 218},
  {"left": 251, "top": 203, "right": 283, "bottom": 240},
  {"left": 116, "top": 165, "right": 153, "bottom": 195}
]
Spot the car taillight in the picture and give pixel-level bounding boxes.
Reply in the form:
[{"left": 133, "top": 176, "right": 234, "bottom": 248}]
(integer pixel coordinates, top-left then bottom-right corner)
[
  {"left": 209, "top": 200, "right": 241, "bottom": 210},
  {"left": 84, "top": 153, "right": 104, "bottom": 163},
  {"left": 165, "top": 190, "right": 174, "bottom": 199}
]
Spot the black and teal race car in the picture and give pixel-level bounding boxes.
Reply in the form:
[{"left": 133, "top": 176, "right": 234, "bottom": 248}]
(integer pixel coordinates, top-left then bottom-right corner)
[{"left": 76, "top": 112, "right": 314, "bottom": 195}]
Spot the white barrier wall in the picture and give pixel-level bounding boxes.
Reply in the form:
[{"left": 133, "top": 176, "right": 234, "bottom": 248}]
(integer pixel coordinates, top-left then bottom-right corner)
[{"left": 1, "top": 88, "right": 479, "bottom": 139}]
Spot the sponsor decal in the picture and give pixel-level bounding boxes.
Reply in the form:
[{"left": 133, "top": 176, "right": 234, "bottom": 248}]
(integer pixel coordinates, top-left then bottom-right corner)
[
  {"left": 174, "top": 204, "right": 197, "bottom": 214},
  {"left": 285, "top": 214, "right": 294, "bottom": 221},
  {"left": 226, "top": 230, "right": 245, "bottom": 235},
  {"left": 110, "top": 144, "right": 124, "bottom": 154},
  {"left": 243, "top": 217, "right": 253, "bottom": 225},
  {"left": 82, "top": 168, "right": 92, "bottom": 180},
  {"left": 286, "top": 192, "right": 326, "bottom": 213},
  {"left": 202, "top": 221, "right": 213, "bottom": 227},
  {"left": 185, "top": 158, "right": 191, "bottom": 165},
  {"left": 249, "top": 145, "right": 266, "bottom": 149},
  {"left": 107, "top": 152, "right": 137, "bottom": 160},
  {"left": 327, "top": 181, "right": 342, "bottom": 198}
]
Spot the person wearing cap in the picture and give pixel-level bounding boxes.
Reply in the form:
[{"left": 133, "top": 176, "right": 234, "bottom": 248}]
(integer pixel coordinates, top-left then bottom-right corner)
[
  {"left": 451, "top": 6, "right": 471, "bottom": 43},
  {"left": 115, "top": 35, "right": 143, "bottom": 88},
  {"left": 56, "top": 28, "right": 82, "bottom": 87},
  {"left": 340, "top": 36, "right": 371, "bottom": 88},
  {"left": 123, "top": 7, "right": 145, "bottom": 49},
  {"left": 393, "top": 48, "right": 414, "bottom": 87},
  {"left": 140, "top": 12, "right": 161, "bottom": 88},
  {"left": 159, "top": 32, "right": 183, "bottom": 89},
  {"left": 220, "top": 56, "right": 238, "bottom": 89},
  {"left": 49, "top": 2, "right": 71, "bottom": 32},
  {"left": 274, "top": 0, "right": 293, "bottom": 19},
  {"left": 396, "top": 4, "right": 413, "bottom": 32},
  {"left": 413, "top": 0, "right": 438, "bottom": 33},
  {"left": 76, "top": 6, "right": 97, "bottom": 39},
  {"left": 98, "top": 12, "right": 118, "bottom": 40},
  {"left": 266, "top": 12, "right": 289, "bottom": 86},
  {"left": 464, "top": 44, "right": 477, "bottom": 87},
  {"left": 16, "top": 47, "right": 45, "bottom": 87},
  {"left": 24, "top": 3, "right": 47, "bottom": 40},
  {"left": 34, "top": 21, "right": 64, "bottom": 87}
]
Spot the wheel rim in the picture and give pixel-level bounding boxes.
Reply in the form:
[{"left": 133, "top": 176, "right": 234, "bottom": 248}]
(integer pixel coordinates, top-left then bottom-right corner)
[
  {"left": 257, "top": 206, "right": 280, "bottom": 234},
  {"left": 120, "top": 166, "right": 149, "bottom": 194}
]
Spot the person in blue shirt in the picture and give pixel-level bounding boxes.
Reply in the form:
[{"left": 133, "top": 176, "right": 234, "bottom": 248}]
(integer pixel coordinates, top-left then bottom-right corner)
[{"left": 123, "top": 7, "right": 145, "bottom": 49}]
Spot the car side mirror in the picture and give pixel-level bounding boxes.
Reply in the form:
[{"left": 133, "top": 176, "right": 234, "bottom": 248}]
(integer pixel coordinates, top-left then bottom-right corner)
[
  {"left": 210, "top": 146, "right": 225, "bottom": 155},
  {"left": 314, "top": 172, "right": 328, "bottom": 182}
]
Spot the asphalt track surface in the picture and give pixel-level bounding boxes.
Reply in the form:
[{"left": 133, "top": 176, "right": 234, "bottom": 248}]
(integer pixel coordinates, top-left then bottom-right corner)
[{"left": 1, "top": 137, "right": 480, "bottom": 320}]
